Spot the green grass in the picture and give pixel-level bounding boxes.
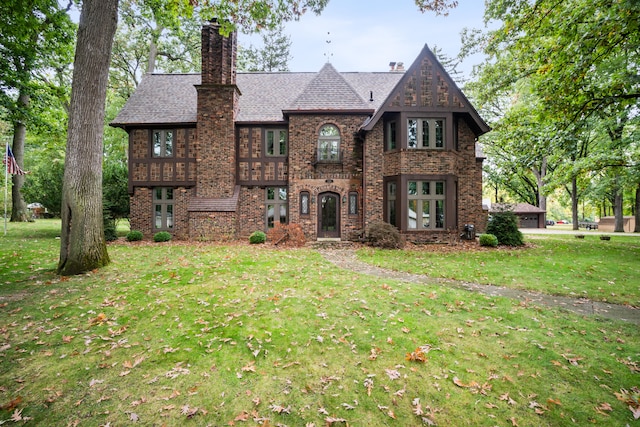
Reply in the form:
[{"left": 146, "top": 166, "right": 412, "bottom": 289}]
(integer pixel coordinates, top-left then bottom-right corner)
[
  {"left": 357, "top": 234, "right": 640, "bottom": 306},
  {"left": 0, "top": 220, "right": 638, "bottom": 426}
]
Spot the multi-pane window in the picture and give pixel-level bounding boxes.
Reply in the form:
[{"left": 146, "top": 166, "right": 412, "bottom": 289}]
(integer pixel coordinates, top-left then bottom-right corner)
[
  {"left": 266, "top": 187, "right": 287, "bottom": 229},
  {"left": 317, "top": 124, "right": 341, "bottom": 162},
  {"left": 266, "top": 129, "right": 287, "bottom": 156},
  {"left": 153, "top": 187, "right": 174, "bottom": 230},
  {"left": 387, "top": 182, "right": 397, "bottom": 226},
  {"left": 348, "top": 192, "right": 358, "bottom": 215},
  {"left": 407, "top": 119, "right": 444, "bottom": 149},
  {"left": 153, "top": 130, "right": 174, "bottom": 157},
  {"left": 386, "top": 121, "right": 397, "bottom": 150},
  {"left": 300, "top": 191, "right": 310, "bottom": 215},
  {"left": 407, "top": 181, "right": 445, "bottom": 229}
]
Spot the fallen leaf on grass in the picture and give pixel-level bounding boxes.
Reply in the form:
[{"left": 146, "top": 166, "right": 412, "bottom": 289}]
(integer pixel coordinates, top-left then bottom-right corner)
[
  {"left": 241, "top": 361, "right": 256, "bottom": 372},
  {"left": 385, "top": 369, "right": 401, "bottom": 380},
  {"left": 268, "top": 404, "right": 291, "bottom": 414},
  {"left": 406, "top": 345, "right": 432, "bottom": 363},
  {"left": 181, "top": 404, "right": 199, "bottom": 418},
  {"left": 0, "top": 396, "right": 22, "bottom": 411},
  {"left": 89, "top": 313, "right": 107, "bottom": 326},
  {"left": 595, "top": 402, "right": 613, "bottom": 415},
  {"left": 325, "top": 416, "right": 347, "bottom": 425}
]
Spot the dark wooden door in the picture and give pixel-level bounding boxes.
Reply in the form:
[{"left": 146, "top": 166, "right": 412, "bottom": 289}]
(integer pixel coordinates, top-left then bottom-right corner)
[{"left": 318, "top": 192, "right": 340, "bottom": 238}]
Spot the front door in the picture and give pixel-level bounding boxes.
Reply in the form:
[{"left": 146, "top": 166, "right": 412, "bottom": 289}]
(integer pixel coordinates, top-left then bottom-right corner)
[{"left": 318, "top": 192, "right": 340, "bottom": 238}]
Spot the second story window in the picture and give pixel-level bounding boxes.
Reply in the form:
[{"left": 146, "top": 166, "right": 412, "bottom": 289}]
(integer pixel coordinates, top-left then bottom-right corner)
[
  {"left": 153, "top": 130, "right": 174, "bottom": 157},
  {"left": 317, "top": 124, "right": 341, "bottom": 162},
  {"left": 387, "top": 121, "right": 397, "bottom": 150},
  {"left": 407, "top": 119, "right": 444, "bottom": 149},
  {"left": 266, "top": 129, "right": 287, "bottom": 156}
]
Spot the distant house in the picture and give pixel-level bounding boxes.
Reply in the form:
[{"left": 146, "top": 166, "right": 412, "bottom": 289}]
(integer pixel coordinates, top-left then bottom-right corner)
[
  {"left": 110, "top": 20, "right": 490, "bottom": 242},
  {"left": 598, "top": 216, "right": 636, "bottom": 232},
  {"left": 490, "top": 203, "right": 546, "bottom": 228}
]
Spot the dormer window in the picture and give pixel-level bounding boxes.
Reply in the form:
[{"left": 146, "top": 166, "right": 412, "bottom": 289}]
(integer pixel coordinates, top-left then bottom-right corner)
[
  {"left": 407, "top": 119, "right": 444, "bottom": 149},
  {"left": 317, "top": 124, "right": 341, "bottom": 162}
]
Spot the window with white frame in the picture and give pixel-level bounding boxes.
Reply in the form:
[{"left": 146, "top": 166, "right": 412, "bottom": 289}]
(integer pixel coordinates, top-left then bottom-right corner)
[
  {"left": 153, "top": 187, "right": 174, "bottom": 230},
  {"left": 407, "top": 119, "right": 444, "bottom": 149},
  {"left": 266, "top": 187, "right": 287, "bottom": 228},
  {"left": 153, "top": 130, "right": 174, "bottom": 157},
  {"left": 407, "top": 181, "right": 445, "bottom": 229},
  {"left": 317, "top": 124, "right": 341, "bottom": 162},
  {"left": 266, "top": 129, "right": 287, "bottom": 156}
]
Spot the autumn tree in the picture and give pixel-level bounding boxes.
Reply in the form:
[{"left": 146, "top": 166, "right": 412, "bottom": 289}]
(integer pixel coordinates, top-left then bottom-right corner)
[{"left": 0, "top": 0, "right": 75, "bottom": 222}]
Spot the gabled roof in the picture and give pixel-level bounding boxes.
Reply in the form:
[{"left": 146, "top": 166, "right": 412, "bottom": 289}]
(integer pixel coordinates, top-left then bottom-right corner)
[
  {"left": 362, "top": 44, "right": 490, "bottom": 137},
  {"left": 285, "top": 63, "right": 372, "bottom": 113},
  {"left": 110, "top": 68, "right": 403, "bottom": 127},
  {"left": 111, "top": 73, "right": 200, "bottom": 126}
]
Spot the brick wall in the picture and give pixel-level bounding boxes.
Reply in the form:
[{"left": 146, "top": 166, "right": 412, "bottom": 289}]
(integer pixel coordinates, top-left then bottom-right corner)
[
  {"left": 129, "top": 186, "right": 191, "bottom": 240},
  {"left": 287, "top": 114, "right": 367, "bottom": 239}
]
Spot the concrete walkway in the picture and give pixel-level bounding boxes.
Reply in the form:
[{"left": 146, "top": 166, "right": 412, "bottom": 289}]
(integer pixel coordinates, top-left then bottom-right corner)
[{"left": 318, "top": 249, "right": 640, "bottom": 325}]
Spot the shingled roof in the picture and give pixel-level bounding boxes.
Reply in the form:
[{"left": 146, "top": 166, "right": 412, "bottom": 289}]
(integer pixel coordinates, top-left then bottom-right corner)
[
  {"left": 286, "top": 63, "right": 372, "bottom": 112},
  {"left": 110, "top": 65, "right": 403, "bottom": 128}
]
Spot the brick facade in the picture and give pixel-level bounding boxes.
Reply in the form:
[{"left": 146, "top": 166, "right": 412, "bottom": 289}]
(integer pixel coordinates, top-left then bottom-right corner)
[{"left": 116, "top": 24, "right": 489, "bottom": 243}]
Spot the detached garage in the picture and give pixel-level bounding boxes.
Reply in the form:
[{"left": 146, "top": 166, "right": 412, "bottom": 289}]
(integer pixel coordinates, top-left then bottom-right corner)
[{"left": 489, "top": 203, "right": 547, "bottom": 229}]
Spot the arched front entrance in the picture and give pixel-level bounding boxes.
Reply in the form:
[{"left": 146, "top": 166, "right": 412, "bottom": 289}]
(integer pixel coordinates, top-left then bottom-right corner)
[{"left": 318, "top": 192, "right": 340, "bottom": 238}]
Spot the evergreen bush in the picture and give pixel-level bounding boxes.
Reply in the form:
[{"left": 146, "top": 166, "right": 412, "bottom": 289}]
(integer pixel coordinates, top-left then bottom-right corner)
[
  {"left": 486, "top": 211, "right": 524, "bottom": 246},
  {"left": 126, "top": 230, "right": 144, "bottom": 242},
  {"left": 153, "top": 231, "right": 172, "bottom": 242},
  {"left": 365, "top": 221, "right": 404, "bottom": 249},
  {"left": 479, "top": 233, "right": 499, "bottom": 247},
  {"left": 249, "top": 230, "right": 267, "bottom": 244},
  {"left": 103, "top": 210, "right": 118, "bottom": 242}
]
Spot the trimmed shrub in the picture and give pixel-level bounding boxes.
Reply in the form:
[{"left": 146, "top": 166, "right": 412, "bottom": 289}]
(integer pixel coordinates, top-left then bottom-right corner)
[
  {"left": 249, "top": 230, "right": 267, "bottom": 244},
  {"left": 486, "top": 211, "right": 524, "bottom": 246},
  {"left": 365, "top": 221, "right": 404, "bottom": 249},
  {"left": 126, "top": 230, "right": 144, "bottom": 242},
  {"left": 153, "top": 231, "right": 172, "bottom": 242},
  {"left": 479, "top": 233, "right": 498, "bottom": 247}
]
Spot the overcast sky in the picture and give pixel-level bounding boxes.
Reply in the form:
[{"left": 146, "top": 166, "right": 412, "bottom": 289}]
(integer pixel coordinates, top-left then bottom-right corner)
[{"left": 238, "top": 0, "right": 490, "bottom": 78}]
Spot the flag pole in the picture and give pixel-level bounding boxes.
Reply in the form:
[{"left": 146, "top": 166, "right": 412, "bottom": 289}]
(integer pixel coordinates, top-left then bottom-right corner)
[{"left": 4, "top": 141, "right": 8, "bottom": 236}]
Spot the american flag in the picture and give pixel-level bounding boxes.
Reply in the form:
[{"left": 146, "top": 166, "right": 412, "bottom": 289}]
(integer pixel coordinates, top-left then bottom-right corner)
[{"left": 3, "top": 144, "right": 28, "bottom": 175}]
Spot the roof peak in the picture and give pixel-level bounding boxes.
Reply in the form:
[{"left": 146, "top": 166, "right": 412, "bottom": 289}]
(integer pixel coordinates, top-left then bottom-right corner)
[{"left": 287, "top": 62, "right": 370, "bottom": 112}]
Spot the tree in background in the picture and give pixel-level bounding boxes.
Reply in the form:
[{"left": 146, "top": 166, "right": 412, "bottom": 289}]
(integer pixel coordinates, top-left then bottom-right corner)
[
  {"left": 237, "top": 24, "right": 292, "bottom": 72},
  {"left": 0, "top": 0, "right": 75, "bottom": 222},
  {"left": 464, "top": 0, "right": 640, "bottom": 229}
]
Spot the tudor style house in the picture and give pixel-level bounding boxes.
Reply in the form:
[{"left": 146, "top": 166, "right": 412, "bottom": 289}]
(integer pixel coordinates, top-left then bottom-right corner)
[{"left": 111, "top": 21, "right": 490, "bottom": 242}]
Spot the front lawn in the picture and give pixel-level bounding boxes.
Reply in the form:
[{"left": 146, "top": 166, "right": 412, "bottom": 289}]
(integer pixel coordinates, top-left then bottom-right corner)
[
  {"left": 357, "top": 235, "right": 640, "bottom": 306},
  {"left": 0, "top": 220, "right": 638, "bottom": 426}
]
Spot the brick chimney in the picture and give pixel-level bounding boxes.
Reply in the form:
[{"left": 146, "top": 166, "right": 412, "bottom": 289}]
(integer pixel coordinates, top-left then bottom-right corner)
[
  {"left": 195, "top": 20, "right": 240, "bottom": 198},
  {"left": 201, "top": 19, "right": 237, "bottom": 85}
]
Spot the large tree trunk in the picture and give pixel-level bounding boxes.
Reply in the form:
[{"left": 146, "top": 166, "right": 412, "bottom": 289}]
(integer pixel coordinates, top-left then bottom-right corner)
[
  {"left": 613, "top": 186, "right": 624, "bottom": 232},
  {"left": 571, "top": 176, "right": 579, "bottom": 230},
  {"left": 634, "top": 183, "right": 640, "bottom": 233},
  {"left": 58, "top": 0, "right": 118, "bottom": 275},
  {"left": 10, "top": 92, "right": 31, "bottom": 222}
]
